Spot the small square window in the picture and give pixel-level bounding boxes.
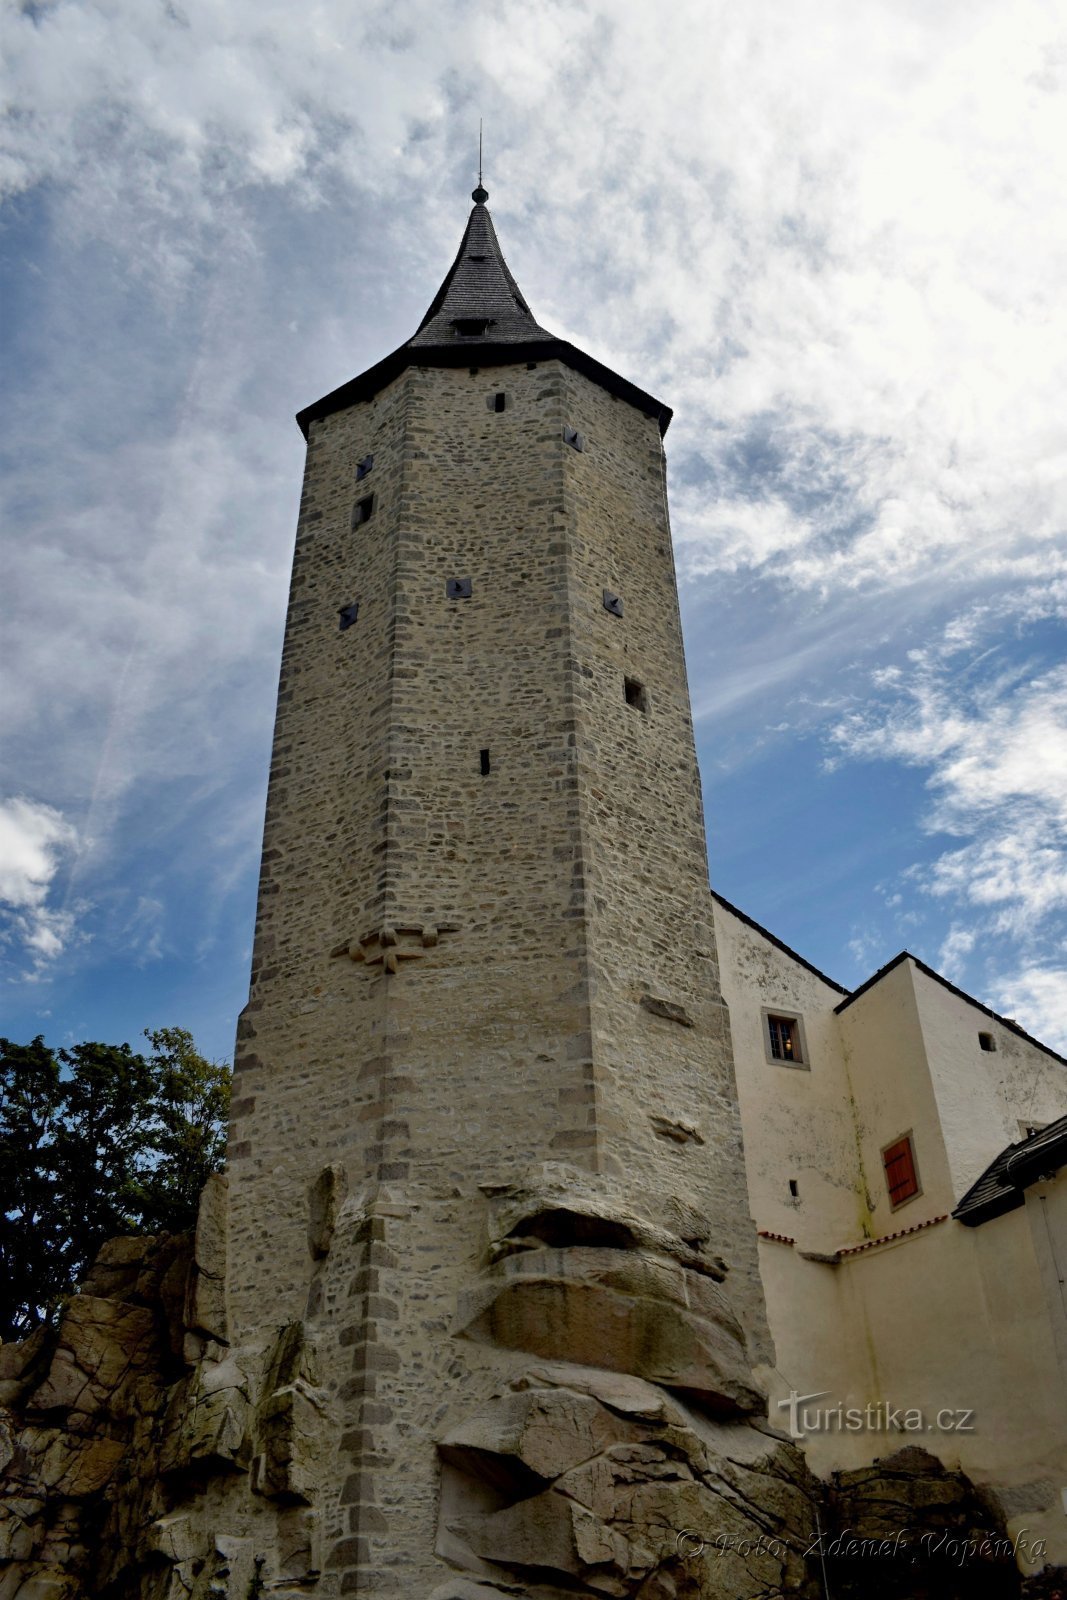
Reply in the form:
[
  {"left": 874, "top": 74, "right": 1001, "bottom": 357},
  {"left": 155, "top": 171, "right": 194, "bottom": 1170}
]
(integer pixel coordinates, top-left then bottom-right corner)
[
  {"left": 352, "top": 494, "right": 374, "bottom": 528},
  {"left": 603, "top": 590, "right": 624, "bottom": 618},
  {"left": 624, "top": 677, "right": 648, "bottom": 713},
  {"left": 563, "top": 425, "right": 584, "bottom": 451},
  {"left": 882, "top": 1133, "right": 921, "bottom": 1209},
  {"left": 762, "top": 1009, "right": 808, "bottom": 1068},
  {"left": 338, "top": 603, "right": 359, "bottom": 631},
  {"left": 446, "top": 577, "right": 473, "bottom": 600},
  {"left": 355, "top": 455, "right": 373, "bottom": 481},
  {"left": 978, "top": 1031, "right": 996, "bottom": 1052}
]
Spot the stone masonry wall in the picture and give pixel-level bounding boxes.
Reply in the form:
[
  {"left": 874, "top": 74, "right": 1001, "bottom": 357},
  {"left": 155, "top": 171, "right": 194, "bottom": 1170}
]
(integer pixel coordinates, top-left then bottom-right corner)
[{"left": 221, "top": 356, "right": 772, "bottom": 1594}]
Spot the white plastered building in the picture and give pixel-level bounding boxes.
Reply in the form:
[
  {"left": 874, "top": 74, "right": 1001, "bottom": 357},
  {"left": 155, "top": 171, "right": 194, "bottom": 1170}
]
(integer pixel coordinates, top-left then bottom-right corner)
[{"left": 713, "top": 890, "right": 1067, "bottom": 1567}]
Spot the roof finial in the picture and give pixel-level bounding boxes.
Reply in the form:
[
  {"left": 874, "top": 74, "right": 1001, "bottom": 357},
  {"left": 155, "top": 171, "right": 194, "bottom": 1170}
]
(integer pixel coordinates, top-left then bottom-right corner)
[{"left": 472, "top": 119, "right": 488, "bottom": 205}]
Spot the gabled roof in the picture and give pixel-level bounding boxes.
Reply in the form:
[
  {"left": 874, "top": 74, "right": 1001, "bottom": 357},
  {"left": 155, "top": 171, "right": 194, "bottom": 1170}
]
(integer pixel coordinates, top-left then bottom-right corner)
[
  {"left": 713, "top": 894, "right": 1066, "bottom": 1073},
  {"left": 833, "top": 950, "right": 1067, "bottom": 1068},
  {"left": 295, "top": 189, "right": 672, "bottom": 439},
  {"left": 953, "top": 1111, "right": 1067, "bottom": 1226},
  {"left": 710, "top": 890, "right": 848, "bottom": 995}
]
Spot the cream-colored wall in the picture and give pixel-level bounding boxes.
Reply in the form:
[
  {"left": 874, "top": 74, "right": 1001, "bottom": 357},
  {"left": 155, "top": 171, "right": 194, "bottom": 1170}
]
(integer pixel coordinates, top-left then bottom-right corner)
[
  {"left": 1027, "top": 1178, "right": 1067, "bottom": 1387},
  {"left": 912, "top": 966, "right": 1067, "bottom": 1200},
  {"left": 712, "top": 901, "right": 862, "bottom": 1250},
  {"left": 763, "top": 1204, "right": 1067, "bottom": 1534},
  {"left": 836, "top": 963, "right": 958, "bottom": 1232}
]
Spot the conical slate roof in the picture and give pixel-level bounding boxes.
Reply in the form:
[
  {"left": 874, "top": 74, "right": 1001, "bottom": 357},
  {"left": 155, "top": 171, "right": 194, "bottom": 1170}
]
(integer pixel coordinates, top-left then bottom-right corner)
[
  {"left": 296, "top": 190, "right": 671, "bottom": 438},
  {"left": 409, "top": 197, "right": 556, "bottom": 348}
]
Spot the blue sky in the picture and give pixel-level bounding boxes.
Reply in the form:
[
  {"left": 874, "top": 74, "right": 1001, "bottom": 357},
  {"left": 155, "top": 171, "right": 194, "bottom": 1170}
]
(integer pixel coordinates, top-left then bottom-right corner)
[{"left": 1, "top": 0, "right": 1065, "bottom": 1063}]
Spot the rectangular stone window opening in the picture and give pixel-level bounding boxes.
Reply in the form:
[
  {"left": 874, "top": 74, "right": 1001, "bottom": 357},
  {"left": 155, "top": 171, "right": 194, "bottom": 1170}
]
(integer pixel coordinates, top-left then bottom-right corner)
[
  {"left": 446, "top": 577, "right": 473, "bottom": 600},
  {"left": 355, "top": 455, "right": 373, "bottom": 481},
  {"left": 352, "top": 493, "right": 374, "bottom": 528},
  {"left": 882, "top": 1133, "right": 921, "bottom": 1210},
  {"left": 978, "top": 1031, "right": 996, "bottom": 1052},
  {"left": 603, "top": 590, "right": 624, "bottom": 618},
  {"left": 563, "top": 425, "right": 585, "bottom": 452},
  {"left": 493, "top": 392, "right": 507, "bottom": 413},
  {"left": 480, "top": 749, "right": 491, "bottom": 775},
  {"left": 624, "top": 677, "right": 648, "bottom": 713},
  {"left": 338, "top": 603, "right": 359, "bottom": 632},
  {"left": 788, "top": 1179, "right": 799, "bottom": 1199},
  {"left": 762, "top": 1009, "right": 808, "bottom": 1069}
]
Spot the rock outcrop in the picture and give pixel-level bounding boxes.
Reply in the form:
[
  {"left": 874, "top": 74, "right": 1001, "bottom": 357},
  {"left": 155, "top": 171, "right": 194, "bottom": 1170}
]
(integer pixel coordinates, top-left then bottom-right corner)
[{"left": 1, "top": 1173, "right": 1060, "bottom": 1599}]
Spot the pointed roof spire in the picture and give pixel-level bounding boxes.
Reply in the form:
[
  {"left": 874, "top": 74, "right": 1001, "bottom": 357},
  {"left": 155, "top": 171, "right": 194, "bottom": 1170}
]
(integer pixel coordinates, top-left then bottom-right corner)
[
  {"left": 296, "top": 188, "right": 672, "bottom": 439},
  {"left": 408, "top": 198, "right": 554, "bottom": 350}
]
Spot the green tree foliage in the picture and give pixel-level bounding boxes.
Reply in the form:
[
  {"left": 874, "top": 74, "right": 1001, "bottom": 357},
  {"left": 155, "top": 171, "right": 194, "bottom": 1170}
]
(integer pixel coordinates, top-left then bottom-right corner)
[{"left": 0, "top": 1028, "right": 230, "bottom": 1342}]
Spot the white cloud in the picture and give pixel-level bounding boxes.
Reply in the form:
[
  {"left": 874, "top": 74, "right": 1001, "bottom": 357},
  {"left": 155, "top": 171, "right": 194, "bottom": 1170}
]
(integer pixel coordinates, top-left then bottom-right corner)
[
  {"left": 938, "top": 923, "right": 976, "bottom": 982},
  {"left": 0, "top": 797, "right": 80, "bottom": 969},
  {"left": 992, "top": 964, "right": 1067, "bottom": 1055},
  {"left": 0, "top": 797, "right": 77, "bottom": 910}
]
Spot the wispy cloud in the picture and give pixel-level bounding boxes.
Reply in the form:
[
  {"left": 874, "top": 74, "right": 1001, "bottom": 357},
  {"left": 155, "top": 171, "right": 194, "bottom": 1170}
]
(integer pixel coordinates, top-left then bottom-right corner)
[
  {"left": 829, "top": 588, "right": 1067, "bottom": 1029},
  {"left": 993, "top": 964, "right": 1067, "bottom": 1056},
  {"left": 1, "top": 0, "right": 1064, "bottom": 1057}
]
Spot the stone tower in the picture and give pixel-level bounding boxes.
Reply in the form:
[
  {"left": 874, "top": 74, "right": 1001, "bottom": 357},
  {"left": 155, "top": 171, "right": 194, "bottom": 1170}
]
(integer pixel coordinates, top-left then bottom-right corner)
[{"left": 219, "top": 187, "right": 795, "bottom": 1597}]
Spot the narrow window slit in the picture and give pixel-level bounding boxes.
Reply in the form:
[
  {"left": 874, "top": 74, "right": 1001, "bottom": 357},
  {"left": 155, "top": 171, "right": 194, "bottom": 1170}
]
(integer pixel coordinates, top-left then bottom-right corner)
[
  {"left": 480, "top": 749, "right": 491, "bottom": 776},
  {"left": 352, "top": 494, "right": 374, "bottom": 528},
  {"left": 624, "top": 677, "right": 648, "bottom": 713}
]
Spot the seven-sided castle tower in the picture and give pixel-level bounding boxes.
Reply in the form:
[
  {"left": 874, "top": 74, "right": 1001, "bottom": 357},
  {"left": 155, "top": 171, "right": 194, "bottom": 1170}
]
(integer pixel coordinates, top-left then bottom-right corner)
[{"left": 223, "top": 183, "right": 782, "bottom": 1594}]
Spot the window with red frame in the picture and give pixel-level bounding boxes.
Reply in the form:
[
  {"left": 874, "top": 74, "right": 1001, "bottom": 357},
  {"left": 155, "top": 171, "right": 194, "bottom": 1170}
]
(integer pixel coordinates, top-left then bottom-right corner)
[{"left": 882, "top": 1135, "right": 920, "bottom": 1207}]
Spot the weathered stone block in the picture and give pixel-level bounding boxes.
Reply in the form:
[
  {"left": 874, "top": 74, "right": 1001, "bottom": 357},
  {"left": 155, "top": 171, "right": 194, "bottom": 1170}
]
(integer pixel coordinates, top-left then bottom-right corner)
[
  {"left": 456, "top": 1247, "right": 762, "bottom": 1417},
  {"left": 30, "top": 1299, "right": 156, "bottom": 1416}
]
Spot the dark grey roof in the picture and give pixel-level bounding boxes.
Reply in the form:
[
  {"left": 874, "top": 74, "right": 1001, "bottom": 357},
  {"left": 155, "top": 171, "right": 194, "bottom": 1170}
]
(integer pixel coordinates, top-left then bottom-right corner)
[
  {"left": 953, "top": 1111, "right": 1067, "bottom": 1226},
  {"left": 409, "top": 200, "right": 555, "bottom": 348},
  {"left": 296, "top": 195, "right": 672, "bottom": 439}
]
